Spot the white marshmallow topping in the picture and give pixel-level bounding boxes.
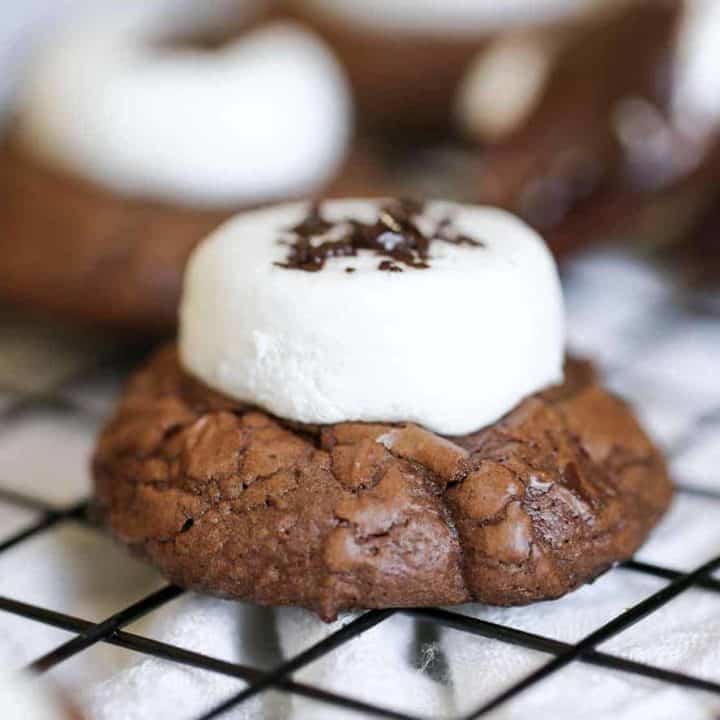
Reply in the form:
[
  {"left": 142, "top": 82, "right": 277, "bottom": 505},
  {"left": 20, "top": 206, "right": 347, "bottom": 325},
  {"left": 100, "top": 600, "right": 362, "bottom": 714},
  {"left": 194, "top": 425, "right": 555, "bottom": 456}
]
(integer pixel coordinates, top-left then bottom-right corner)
[
  {"left": 16, "top": 12, "right": 350, "bottom": 207},
  {"left": 299, "top": 0, "right": 624, "bottom": 34},
  {"left": 180, "top": 200, "right": 565, "bottom": 435},
  {"left": 673, "top": 0, "right": 720, "bottom": 139}
]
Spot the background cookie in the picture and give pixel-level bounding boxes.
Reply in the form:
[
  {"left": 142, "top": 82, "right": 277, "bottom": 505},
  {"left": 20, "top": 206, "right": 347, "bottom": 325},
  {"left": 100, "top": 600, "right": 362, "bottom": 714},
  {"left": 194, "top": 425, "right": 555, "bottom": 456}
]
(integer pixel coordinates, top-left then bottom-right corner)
[
  {"left": 0, "top": 144, "right": 224, "bottom": 331},
  {"left": 290, "top": 0, "right": 656, "bottom": 134},
  {"left": 0, "top": 0, "right": 350, "bottom": 331}
]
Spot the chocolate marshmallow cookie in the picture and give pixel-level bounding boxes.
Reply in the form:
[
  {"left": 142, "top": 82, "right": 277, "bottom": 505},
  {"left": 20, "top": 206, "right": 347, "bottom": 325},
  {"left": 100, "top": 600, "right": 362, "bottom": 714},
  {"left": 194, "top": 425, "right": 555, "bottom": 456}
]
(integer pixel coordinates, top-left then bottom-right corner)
[
  {"left": 93, "top": 199, "right": 671, "bottom": 619},
  {"left": 0, "top": 1, "right": 350, "bottom": 331}
]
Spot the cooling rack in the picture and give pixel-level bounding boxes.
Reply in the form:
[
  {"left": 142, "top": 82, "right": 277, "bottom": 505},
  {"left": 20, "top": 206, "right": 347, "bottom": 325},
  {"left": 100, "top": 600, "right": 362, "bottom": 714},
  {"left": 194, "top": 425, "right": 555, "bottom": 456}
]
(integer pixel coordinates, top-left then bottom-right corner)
[{"left": 0, "top": 248, "right": 719, "bottom": 719}]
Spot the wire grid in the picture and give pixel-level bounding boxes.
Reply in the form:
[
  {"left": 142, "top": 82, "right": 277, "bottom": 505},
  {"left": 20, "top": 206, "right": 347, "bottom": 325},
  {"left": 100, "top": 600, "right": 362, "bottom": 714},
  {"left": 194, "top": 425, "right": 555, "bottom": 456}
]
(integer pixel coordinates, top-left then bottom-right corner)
[{"left": 0, "top": 258, "right": 719, "bottom": 719}]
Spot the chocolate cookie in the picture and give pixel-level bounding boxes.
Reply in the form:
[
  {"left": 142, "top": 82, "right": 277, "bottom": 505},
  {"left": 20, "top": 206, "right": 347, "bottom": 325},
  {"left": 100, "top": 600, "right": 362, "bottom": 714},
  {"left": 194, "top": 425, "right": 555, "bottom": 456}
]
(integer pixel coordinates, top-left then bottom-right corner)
[
  {"left": 0, "top": 140, "right": 391, "bottom": 332},
  {"left": 0, "top": 142, "right": 227, "bottom": 332},
  {"left": 473, "top": 0, "right": 690, "bottom": 241},
  {"left": 93, "top": 346, "right": 671, "bottom": 620},
  {"left": 0, "top": 2, "right": 350, "bottom": 331}
]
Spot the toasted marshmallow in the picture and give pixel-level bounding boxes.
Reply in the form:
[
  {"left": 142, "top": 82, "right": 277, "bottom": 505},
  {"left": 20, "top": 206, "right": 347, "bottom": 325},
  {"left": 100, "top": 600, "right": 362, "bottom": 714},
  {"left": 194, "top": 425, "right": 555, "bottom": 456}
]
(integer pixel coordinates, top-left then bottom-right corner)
[
  {"left": 180, "top": 200, "right": 564, "bottom": 435},
  {"left": 16, "top": 5, "right": 350, "bottom": 207}
]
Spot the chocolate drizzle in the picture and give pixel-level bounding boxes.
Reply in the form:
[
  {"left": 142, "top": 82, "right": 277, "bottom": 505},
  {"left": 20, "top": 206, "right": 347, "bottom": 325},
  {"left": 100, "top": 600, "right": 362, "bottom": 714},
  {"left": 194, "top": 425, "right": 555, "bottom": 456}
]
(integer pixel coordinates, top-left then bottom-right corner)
[{"left": 275, "top": 199, "right": 482, "bottom": 273}]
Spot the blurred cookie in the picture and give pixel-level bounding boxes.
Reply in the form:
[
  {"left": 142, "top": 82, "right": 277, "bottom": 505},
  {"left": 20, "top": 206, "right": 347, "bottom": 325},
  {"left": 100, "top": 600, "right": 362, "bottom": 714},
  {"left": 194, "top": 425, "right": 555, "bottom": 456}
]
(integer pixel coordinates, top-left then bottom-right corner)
[
  {"left": 461, "top": 0, "right": 720, "bottom": 251},
  {"left": 291, "top": 0, "right": 670, "bottom": 133},
  {"left": 0, "top": 0, "right": 350, "bottom": 330}
]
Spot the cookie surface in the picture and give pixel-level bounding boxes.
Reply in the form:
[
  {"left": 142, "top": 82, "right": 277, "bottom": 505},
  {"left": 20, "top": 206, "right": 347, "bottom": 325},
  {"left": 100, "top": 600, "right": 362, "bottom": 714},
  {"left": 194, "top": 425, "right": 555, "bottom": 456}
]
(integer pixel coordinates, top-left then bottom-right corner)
[{"left": 94, "top": 347, "right": 671, "bottom": 620}]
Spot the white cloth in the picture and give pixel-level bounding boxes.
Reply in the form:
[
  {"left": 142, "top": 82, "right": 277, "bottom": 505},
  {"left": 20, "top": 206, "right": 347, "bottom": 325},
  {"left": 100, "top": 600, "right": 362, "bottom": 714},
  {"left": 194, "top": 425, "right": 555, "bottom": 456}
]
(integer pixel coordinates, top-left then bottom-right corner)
[
  {"left": 1, "top": 248, "right": 719, "bottom": 719},
  {"left": 86, "top": 596, "right": 270, "bottom": 720},
  {"left": 0, "top": 662, "right": 70, "bottom": 720},
  {"left": 276, "top": 608, "right": 452, "bottom": 719}
]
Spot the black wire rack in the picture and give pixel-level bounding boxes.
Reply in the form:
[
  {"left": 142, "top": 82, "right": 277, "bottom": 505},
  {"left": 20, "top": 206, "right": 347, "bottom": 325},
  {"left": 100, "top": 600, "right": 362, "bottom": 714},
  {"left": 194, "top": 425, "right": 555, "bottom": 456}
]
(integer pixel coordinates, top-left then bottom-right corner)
[{"left": 0, "top": 277, "right": 719, "bottom": 720}]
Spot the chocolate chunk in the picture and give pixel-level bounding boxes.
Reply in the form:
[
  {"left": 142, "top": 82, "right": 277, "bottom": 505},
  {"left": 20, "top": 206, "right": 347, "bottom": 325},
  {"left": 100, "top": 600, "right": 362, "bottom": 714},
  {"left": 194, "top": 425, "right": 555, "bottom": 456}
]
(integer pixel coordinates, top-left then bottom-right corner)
[{"left": 276, "top": 199, "right": 482, "bottom": 272}]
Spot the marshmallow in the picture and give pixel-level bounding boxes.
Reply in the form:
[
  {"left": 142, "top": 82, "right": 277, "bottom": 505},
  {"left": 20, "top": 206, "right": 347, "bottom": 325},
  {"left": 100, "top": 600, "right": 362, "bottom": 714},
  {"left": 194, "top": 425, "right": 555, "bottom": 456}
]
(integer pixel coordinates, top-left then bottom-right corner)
[
  {"left": 180, "top": 199, "right": 564, "bottom": 435},
  {"left": 454, "top": 0, "right": 647, "bottom": 142},
  {"left": 672, "top": 0, "right": 720, "bottom": 139},
  {"left": 0, "top": 668, "right": 68, "bottom": 720},
  {"left": 16, "top": 6, "right": 350, "bottom": 207},
  {"left": 299, "top": 0, "right": 616, "bottom": 34},
  {"left": 456, "top": 33, "right": 556, "bottom": 142}
]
